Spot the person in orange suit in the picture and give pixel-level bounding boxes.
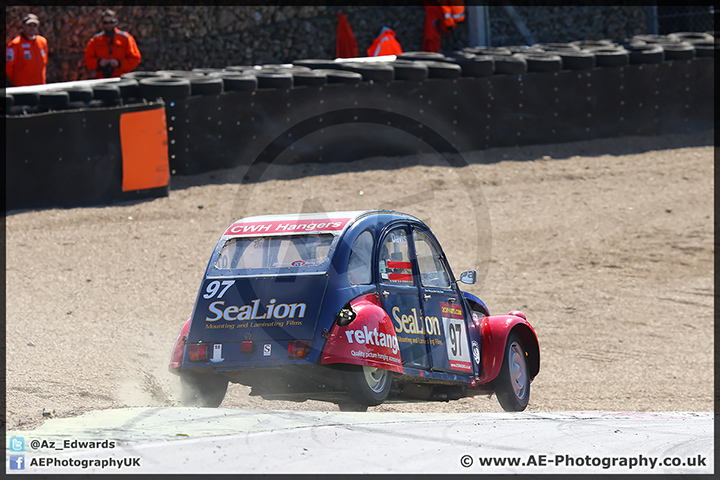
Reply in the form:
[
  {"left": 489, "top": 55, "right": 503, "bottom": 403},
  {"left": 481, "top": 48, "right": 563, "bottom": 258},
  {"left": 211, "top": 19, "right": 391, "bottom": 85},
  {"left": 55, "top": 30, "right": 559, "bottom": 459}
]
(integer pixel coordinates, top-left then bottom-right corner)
[
  {"left": 367, "top": 27, "right": 403, "bottom": 57},
  {"left": 422, "top": 1, "right": 466, "bottom": 53},
  {"left": 84, "top": 9, "right": 141, "bottom": 79},
  {"left": 6, "top": 13, "right": 48, "bottom": 87}
]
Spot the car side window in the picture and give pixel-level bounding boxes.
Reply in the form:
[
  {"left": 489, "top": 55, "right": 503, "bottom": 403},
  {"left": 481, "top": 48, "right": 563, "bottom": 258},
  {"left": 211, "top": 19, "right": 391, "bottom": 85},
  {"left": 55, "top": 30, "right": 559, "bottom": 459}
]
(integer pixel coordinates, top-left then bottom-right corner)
[
  {"left": 413, "top": 229, "right": 452, "bottom": 289},
  {"left": 378, "top": 227, "right": 414, "bottom": 285},
  {"left": 347, "top": 230, "right": 373, "bottom": 285}
]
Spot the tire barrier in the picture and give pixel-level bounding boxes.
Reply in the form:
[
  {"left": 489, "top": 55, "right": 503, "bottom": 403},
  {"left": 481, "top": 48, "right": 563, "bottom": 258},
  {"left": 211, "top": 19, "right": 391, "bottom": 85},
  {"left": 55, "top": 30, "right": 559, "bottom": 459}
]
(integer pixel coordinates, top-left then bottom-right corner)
[
  {"left": 138, "top": 77, "right": 192, "bottom": 101},
  {"left": 6, "top": 102, "right": 169, "bottom": 210},
  {"left": 4, "top": 31, "right": 714, "bottom": 210},
  {"left": 514, "top": 52, "right": 563, "bottom": 72}
]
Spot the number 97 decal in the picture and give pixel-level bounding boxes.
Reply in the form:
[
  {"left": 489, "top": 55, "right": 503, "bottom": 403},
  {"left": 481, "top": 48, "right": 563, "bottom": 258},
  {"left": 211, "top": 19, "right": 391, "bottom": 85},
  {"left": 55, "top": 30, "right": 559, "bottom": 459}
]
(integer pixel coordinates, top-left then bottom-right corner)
[
  {"left": 203, "top": 280, "right": 235, "bottom": 299},
  {"left": 444, "top": 318, "right": 473, "bottom": 372}
]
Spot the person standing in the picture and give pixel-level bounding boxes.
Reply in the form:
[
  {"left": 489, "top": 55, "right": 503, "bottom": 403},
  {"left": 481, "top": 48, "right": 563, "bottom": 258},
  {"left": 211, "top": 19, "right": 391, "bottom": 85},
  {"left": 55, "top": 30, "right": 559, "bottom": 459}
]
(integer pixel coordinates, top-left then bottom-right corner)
[
  {"left": 83, "top": 9, "right": 141, "bottom": 79},
  {"left": 422, "top": 1, "right": 466, "bottom": 53},
  {"left": 6, "top": 13, "right": 48, "bottom": 87},
  {"left": 367, "top": 27, "right": 403, "bottom": 57}
]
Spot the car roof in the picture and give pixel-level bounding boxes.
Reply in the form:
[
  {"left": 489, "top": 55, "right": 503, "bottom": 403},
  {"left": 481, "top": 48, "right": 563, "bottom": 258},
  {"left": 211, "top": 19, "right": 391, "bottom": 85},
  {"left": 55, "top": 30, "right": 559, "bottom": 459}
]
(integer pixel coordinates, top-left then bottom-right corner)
[{"left": 222, "top": 210, "right": 424, "bottom": 238}]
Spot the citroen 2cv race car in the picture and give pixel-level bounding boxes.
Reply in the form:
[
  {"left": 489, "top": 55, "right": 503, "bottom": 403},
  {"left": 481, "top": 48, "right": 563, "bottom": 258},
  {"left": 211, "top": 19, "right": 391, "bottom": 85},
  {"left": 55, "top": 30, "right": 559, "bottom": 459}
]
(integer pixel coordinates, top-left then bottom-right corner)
[{"left": 169, "top": 210, "right": 539, "bottom": 411}]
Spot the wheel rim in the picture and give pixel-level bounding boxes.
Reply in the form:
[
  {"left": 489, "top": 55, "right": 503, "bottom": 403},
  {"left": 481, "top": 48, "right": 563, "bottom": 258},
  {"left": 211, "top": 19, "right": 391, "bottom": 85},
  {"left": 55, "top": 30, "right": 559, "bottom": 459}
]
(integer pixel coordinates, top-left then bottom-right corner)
[
  {"left": 363, "top": 366, "right": 390, "bottom": 394},
  {"left": 508, "top": 342, "right": 528, "bottom": 400}
]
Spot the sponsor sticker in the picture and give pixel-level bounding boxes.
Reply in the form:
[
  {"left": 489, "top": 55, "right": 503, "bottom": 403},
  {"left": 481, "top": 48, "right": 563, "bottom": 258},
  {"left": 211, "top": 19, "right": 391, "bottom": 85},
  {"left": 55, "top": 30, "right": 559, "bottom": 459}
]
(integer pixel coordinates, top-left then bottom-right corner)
[{"left": 225, "top": 218, "right": 350, "bottom": 236}]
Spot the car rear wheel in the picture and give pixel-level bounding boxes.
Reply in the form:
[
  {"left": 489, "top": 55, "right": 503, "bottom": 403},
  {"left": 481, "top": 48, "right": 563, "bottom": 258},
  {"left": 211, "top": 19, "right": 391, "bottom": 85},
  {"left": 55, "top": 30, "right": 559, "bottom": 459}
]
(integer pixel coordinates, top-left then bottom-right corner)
[
  {"left": 180, "top": 371, "right": 228, "bottom": 407},
  {"left": 342, "top": 365, "right": 392, "bottom": 410},
  {"left": 494, "top": 332, "right": 530, "bottom": 412}
]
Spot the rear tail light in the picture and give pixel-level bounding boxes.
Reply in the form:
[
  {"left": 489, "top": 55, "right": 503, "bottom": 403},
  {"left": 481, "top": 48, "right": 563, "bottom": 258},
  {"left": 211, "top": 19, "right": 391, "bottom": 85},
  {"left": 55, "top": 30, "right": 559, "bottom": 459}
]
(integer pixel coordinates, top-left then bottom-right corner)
[
  {"left": 288, "top": 340, "right": 310, "bottom": 359},
  {"left": 187, "top": 343, "right": 209, "bottom": 362},
  {"left": 240, "top": 341, "right": 254, "bottom": 353}
]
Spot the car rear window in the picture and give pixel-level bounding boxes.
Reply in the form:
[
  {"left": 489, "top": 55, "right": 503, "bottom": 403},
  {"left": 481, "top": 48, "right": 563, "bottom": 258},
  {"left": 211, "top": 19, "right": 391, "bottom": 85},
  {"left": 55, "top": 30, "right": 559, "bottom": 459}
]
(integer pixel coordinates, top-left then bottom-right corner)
[{"left": 209, "top": 234, "right": 335, "bottom": 276}]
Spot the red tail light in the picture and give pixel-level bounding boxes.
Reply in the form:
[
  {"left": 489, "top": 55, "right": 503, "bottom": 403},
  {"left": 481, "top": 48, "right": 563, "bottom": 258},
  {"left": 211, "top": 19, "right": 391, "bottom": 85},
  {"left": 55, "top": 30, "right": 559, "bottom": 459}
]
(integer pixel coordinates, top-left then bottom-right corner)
[
  {"left": 288, "top": 340, "right": 310, "bottom": 359},
  {"left": 241, "top": 341, "right": 254, "bottom": 353},
  {"left": 187, "top": 343, "right": 209, "bottom": 362}
]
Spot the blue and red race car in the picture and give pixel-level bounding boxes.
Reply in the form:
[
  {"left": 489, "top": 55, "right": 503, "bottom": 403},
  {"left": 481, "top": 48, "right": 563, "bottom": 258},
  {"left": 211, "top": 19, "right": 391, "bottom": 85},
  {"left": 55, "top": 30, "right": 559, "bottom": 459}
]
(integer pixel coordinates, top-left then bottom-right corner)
[{"left": 169, "top": 210, "right": 539, "bottom": 411}]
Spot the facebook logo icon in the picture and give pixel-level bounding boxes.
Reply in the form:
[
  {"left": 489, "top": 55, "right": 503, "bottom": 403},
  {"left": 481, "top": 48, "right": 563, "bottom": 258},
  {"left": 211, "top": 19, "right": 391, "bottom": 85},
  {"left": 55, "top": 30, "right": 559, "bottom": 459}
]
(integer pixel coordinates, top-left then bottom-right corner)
[{"left": 9, "top": 455, "right": 25, "bottom": 470}]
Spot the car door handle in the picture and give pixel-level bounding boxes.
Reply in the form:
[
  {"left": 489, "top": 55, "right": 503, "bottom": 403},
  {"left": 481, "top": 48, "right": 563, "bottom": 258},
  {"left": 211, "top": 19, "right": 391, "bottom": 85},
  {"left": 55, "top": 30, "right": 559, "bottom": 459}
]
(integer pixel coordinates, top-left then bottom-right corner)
[
  {"left": 423, "top": 293, "right": 432, "bottom": 301},
  {"left": 382, "top": 290, "right": 390, "bottom": 298},
  {"left": 447, "top": 297, "right": 456, "bottom": 303}
]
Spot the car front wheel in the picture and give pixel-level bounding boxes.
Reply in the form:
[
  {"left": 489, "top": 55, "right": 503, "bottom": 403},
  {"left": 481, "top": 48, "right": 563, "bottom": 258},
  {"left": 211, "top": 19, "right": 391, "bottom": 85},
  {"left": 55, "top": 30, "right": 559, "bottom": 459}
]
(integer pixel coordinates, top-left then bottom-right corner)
[
  {"left": 180, "top": 371, "right": 228, "bottom": 407},
  {"left": 493, "top": 333, "right": 530, "bottom": 412}
]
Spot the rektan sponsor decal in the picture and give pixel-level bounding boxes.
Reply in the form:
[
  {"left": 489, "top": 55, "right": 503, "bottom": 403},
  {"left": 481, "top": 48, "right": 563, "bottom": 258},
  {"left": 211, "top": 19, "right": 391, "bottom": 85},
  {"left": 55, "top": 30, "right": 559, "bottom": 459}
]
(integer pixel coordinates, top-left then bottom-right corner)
[
  {"left": 392, "top": 306, "right": 442, "bottom": 336},
  {"left": 344, "top": 326, "right": 400, "bottom": 355},
  {"left": 224, "top": 218, "right": 350, "bottom": 236},
  {"left": 205, "top": 299, "right": 306, "bottom": 322}
]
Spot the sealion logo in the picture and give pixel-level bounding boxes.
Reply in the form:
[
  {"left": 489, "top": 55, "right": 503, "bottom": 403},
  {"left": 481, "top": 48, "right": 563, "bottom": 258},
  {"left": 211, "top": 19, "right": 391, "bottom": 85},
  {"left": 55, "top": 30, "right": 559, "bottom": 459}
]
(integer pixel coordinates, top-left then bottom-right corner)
[{"left": 205, "top": 299, "right": 306, "bottom": 322}]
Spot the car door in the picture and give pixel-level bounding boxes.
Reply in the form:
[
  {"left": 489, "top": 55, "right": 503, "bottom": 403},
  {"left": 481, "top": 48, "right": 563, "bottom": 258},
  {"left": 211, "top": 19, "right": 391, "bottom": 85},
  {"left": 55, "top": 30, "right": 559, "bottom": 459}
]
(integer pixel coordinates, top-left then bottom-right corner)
[
  {"left": 412, "top": 227, "right": 473, "bottom": 375},
  {"left": 377, "top": 224, "right": 430, "bottom": 369}
]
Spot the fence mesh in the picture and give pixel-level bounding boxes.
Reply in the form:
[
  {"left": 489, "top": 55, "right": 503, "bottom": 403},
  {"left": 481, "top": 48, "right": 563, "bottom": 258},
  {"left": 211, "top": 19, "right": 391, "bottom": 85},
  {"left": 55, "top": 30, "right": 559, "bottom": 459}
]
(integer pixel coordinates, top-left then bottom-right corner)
[
  {"left": 656, "top": 6, "right": 715, "bottom": 35},
  {"left": 485, "top": 5, "right": 715, "bottom": 47}
]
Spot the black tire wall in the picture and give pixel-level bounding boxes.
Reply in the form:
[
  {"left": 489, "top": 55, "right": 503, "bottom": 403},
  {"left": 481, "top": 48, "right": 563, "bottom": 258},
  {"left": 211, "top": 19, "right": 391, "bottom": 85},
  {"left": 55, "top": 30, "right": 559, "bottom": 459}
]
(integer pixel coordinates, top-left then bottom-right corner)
[{"left": 5, "top": 56, "right": 714, "bottom": 210}]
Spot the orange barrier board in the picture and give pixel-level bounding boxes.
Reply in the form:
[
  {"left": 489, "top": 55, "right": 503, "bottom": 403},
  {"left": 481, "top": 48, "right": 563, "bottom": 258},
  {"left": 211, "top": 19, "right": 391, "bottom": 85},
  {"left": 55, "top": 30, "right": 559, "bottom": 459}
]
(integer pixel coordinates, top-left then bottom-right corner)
[{"left": 120, "top": 108, "right": 169, "bottom": 192}]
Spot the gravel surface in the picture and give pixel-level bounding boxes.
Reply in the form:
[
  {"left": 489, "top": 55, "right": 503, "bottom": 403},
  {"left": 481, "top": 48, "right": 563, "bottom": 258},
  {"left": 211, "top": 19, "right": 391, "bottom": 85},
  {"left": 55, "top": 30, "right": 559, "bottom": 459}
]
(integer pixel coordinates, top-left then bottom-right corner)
[{"left": 5, "top": 130, "right": 713, "bottom": 431}]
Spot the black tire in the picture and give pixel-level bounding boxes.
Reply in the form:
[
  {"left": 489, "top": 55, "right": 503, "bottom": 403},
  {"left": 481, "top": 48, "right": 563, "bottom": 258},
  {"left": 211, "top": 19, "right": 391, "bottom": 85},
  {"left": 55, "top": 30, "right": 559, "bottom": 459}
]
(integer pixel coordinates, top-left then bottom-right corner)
[
  {"left": 506, "top": 45, "right": 543, "bottom": 54},
  {"left": 180, "top": 371, "right": 229, "bottom": 407},
  {"left": 421, "top": 60, "right": 462, "bottom": 78},
  {"left": 191, "top": 67, "right": 226, "bottom": 75},
  {"left": 259, "top": 64, "right": 311, "bottom": 73},
  {"left": 11, "top": 91, "right": 39, "bottom": 106},
  {"left": 115, "top": 79, "right": 140, "bottom": 99},
  {"left": 255, "top": 71, "right": 293, "bottom": 89},
  {"left": 293, "top": 58, "right": 342, "bottom": 70},
  {"left": 514, "top": 52, "right": 562, "bottom": 72},
  {"left": 39, "top": 90, "right": 70, "bottom": 109},
  {"left": 555, "top": 49, "right": 596, "bottom": 70},
  {"left": 225, "top": 65, "right": 252, "bottom": 73},
  {"left": 397, "top": 51, "right": 449, "bottom": 62},
  {"left": 631, "top": 34, "right": 677, "bottom": 44},
  {"left": 340, "top": 62, "right": 394, "bottom": 82},
  {"left": 533, "top": 42, "right": 580, "bottom": 51},
  {"left": 390, "top": 60, "right": 428, "bottom": 81},
  {"left": 343, "top": 364, "right": 392, "bottom": 407},
  {"left": 66, "top": 86, "right": 94, "bottom": 103},
  {"left": 92, "top": 83, "right": 121, "bottom": 101},
  {"left": 291, "top": 70, "right": 327, "bottom": 87},
  {"left": 189, "top": 75, "right": 224, "bottom": 96},
  {"left": 314, "top": 69, "right": 363, "bottom": 84},
  {"left": 120, "top": 71, "right": 170, "bottom": 80},
  {"left": 448, "top": 53, "right": 495, "bottom": 77},
  {"left": 571, "top": 39, "right": 616, "bottom": 49},
  {"left": 155, "top": 70, "right": 206, "bottom": 79},
  {"left": 464, "top": 46, "right": 512, "bottom": 56},
  {"left": 691, "top": 41, "right": 715, "bottom": 58},
  {"left": 626, "top": 44, "right": 664, "bottom": 64},
  {"left": 669, "top": 32, "right": 714, "bottom": 44},
  {"left": 219, "top": 73, "right": 258, "bottom": 91},
  {"left": 138, "top": 77, "right": 191, "bottom": 101},
  {"left": 492, "top": 55, "right": 527, "bottom": 75},
  {"left": 587, "top": 47, "right": 629, "bottom": 67},
  {"left": 658, "top": 42, "right": 696, "bottom": 61},
  {"left": 493, "top": 332, "right": 530, "bottom": 412}
]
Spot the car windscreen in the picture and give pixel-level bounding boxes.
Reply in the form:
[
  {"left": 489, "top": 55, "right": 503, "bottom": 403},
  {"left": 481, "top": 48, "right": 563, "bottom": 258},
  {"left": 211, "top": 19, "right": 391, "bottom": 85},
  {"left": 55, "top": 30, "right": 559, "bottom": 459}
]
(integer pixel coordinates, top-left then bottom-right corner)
[{"left": 208, "top": 234, "right": 336, "bottom": 276}]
